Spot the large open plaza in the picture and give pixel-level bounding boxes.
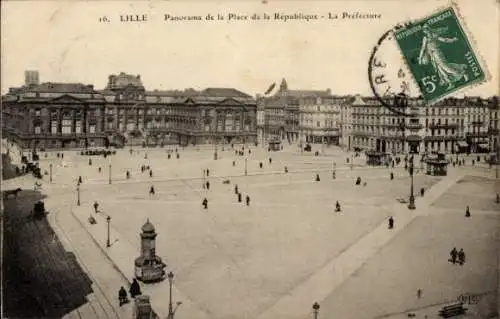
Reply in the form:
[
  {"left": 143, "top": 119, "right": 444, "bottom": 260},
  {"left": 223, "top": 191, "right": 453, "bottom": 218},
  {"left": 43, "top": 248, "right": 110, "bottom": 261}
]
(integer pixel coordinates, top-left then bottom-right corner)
[{"left": 2, "top": 140, "right": 499, "bottom": 319}]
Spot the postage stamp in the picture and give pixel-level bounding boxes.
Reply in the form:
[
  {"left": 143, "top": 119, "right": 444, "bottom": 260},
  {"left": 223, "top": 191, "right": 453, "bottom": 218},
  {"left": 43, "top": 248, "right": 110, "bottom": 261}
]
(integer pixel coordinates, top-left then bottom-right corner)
[{"left": 394, "top": 5, "right": 488, "bottom": 104}]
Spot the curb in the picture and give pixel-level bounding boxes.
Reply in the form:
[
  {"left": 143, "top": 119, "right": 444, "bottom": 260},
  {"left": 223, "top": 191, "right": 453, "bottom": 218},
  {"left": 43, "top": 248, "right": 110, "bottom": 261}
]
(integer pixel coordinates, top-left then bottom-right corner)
[{"left": 69, "top": 207, "right": 132, "bottom": 286}]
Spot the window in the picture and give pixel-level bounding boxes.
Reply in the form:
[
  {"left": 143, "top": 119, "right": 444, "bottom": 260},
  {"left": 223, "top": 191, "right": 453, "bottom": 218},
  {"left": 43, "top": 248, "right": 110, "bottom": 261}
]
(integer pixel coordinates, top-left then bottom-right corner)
[
  {"left": 107, "top": 121, "right": 114, "bottom": 130},
  {"left": 75, "top": 120, "right": 82, "bottom": 134},
  {"left": 34, "top": 126, "right": 41, "bottom": 134},
  {"left": 317, "top": 121, "right": 320, "bottom": 127},
  {"left": 89, "top": 124, "right": 96, "bottom": 134},
  {"left": 62, "top": 119, "right": 72, "bottom": 134},
  {"left": 35, "top": 109, "right": 41, "bottom": 116},
  {"left": 51, "top": 121, "right": 58, "bottom": 134}
]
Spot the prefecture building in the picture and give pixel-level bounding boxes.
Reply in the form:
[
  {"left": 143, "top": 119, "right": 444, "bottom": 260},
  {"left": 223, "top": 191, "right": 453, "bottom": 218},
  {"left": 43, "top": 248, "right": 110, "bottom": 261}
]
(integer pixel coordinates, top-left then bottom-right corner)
[{"left": 2, "top": 72, "right": 257, "bottom": 149}]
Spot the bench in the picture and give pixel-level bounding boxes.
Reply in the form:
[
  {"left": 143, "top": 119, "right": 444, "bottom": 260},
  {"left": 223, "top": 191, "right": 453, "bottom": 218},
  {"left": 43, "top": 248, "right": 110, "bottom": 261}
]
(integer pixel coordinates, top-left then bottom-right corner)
[{"left": 438, "top": 302, "right": 467, "bottom": 318}]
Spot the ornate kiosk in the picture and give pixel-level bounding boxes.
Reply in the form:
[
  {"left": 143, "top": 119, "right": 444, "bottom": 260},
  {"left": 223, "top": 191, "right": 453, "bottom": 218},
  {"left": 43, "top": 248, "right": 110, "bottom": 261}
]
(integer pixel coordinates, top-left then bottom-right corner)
[
  {"left": 134, "top": 219, "right": 166, "bottom": 283},
  {"left": 425, "top": 153, "right": 448, "bottom": 176}
]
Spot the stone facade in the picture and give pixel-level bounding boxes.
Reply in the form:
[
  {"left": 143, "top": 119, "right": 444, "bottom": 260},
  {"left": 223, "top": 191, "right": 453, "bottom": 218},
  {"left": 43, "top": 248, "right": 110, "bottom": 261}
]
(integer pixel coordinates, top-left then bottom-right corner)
[{"left": 1, "top": 72, "right": 257, "bottom": 150}]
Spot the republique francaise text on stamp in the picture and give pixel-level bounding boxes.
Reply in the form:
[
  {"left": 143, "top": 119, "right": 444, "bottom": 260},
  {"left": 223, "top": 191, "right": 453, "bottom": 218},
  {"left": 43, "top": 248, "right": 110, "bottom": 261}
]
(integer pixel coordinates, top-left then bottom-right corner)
[{"left": 394, "top": 5, "right": 488, "bottom": 104}]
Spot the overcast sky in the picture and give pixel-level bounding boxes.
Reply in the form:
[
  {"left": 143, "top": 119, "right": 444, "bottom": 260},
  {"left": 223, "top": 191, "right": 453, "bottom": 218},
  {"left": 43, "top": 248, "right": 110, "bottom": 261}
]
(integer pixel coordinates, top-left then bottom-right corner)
[{"left": 1, "top": 0, "right": 498, "bottom": 97}]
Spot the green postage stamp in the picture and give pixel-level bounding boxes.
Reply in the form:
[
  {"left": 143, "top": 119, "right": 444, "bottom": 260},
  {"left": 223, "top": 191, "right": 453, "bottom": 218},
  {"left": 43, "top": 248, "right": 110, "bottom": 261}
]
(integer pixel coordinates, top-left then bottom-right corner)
[{"left": 394, "top": 6, "right": 488, "bottom": 104}]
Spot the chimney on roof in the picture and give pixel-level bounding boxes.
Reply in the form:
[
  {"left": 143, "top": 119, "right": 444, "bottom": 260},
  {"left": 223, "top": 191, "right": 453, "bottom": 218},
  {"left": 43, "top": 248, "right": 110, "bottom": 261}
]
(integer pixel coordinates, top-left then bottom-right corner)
[{"left": 25, "top": 70, "right": 40, "bottom": 86}]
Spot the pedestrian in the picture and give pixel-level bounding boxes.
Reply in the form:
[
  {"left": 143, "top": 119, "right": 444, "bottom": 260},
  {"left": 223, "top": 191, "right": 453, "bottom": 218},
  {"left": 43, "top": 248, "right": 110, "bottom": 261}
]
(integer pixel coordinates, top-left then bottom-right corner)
[
  {"left": 315, "top": 173, "right": 320, "bottom": 182},
  {"left": 168, "top": 153, "right": 171, "bottom": 159},
  {"left": 496, "top": 193, "right": 500, "bottom": 204},
  {"left": 234, "top": 184, "right": 239, "bottom": 194},
  {"left": 465, "top": 205, "right": 471, "bottom": 218},
  {"left": 98, "top": 167, "right": 102, "bottom": 173},
  {"left": 206, "top": 181, "right": 210, "bottom": 190},
  {"left": 238, "top": 192, "right": 242, "bottom": 202},
  {"left": 202, "top": 198, "right": 208, "bottom": 209},
  {"left": 472, "top": 159, "right": 475, "bottom": 166},
  {"left": 458, "top": 249, "right": 465, "bottom": 265},
  {"left": 269, "top": 158, "right": 272, "bottom": 164},
  {"left": 89, "top": 158, "right": 92, "bottom": 166},
  {"left": 285, "top": 166, "right": 289, "bottom": 173},
  {"left": 176, "top": 153, "right": 180, "bottom": 159},
  {"left": 390, "top": 172, "right": 394, "bottom": 180},
  {"left": 61, "top": 153, "right": 64, "bottom": 159},
  {"left": 144, "top": 153, "right": 148, "bottom": 159},
  {"left": 78, "top": 176, "right": 83, "bottom": 184},
  {"left": 335, "top": 201, "right": 341, "bottom": 212},
  {"left": 126, "top": 171, "right": 130, "bottom": 179},
  {"left": 420, "top": 188, "right": 425, "bottom": 197},
  {"left": 149, "top": 170, "right": 153, "bottom": 178},
  {"left": 129, "top": 279, "right": 141, "bottom": 298},
  {"left": 94, "top": 201, "right": 99, "bottom": 213},
  {"left": 149, "top": 186, "right": 155, "bottom": 196},
  {"left": 388, "top": 216, "right": 394, "bottom": 229},
  {"left": 449, "top": 247, "right": 458, "bottom": 264},
  {"left": 233, "top": 161, "right": 236, "bottom": 167},
  {"left": 417, "top": 289, "right": 422, "bottom": 299},
  {"left": 119, "top": 286, "right": 128, "bottom": 306},
  {"left": 246, "top": 195, "right": 250, "bottom": 206},
  {"left": 355, "top": 177, "right": 361, "bottom": 185},
  {"left": 332, "top": 171, "right": 335, "bottom": 179},
  {"left": 249, "top": 149, "right": 251, "bottom": 155},
  {"left": 259, "top": 162, "right": 263, "bottom": 169},
  {"left": 206, "top": 169, "right": 210, "bottom": 176}
]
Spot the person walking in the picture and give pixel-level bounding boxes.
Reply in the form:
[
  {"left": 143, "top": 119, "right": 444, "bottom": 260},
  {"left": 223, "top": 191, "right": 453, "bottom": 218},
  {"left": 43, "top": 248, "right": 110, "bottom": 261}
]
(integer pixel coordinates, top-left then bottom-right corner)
[
  {"left": 206, "top": 181, "right": 210, "bottom": 190},
  {"left": 119, "top": 286, "right": 128, "bottom": 306},
  {"left": 388, "top": 216, "right": 394, "bottom": 229},
  {"left": 420, "top": 188, "right": 425, "bottom": 197},
  {"left": 98, "top": 167, "right": 102, "bottom": 173},
  {"left": 202, "top": 198, "right": 208, "bottom": 209},
  {"left": 129, "top": 279, "right": 141, "bottom": 298},
  {"left": 246, "top": 195, "right": 250, "bottom": 206},
  {"left": 237, "top": 192, "right": 242, "bottom": 203},
  {"left": 234, "top": 184, "right": 238, "bottom": 194},
  {"left": 315, "top": 173, "right": 320, "bottom": 182},
  {"left": 335, "top": 201, "right": 341, "bottom": 212},
  {"left": 149, "top": 185, "right": 155, "bottom": 196},
  {"left": 149, "top": 170, "right": 153, "bottom": 178},
  {"left": 390, "top": 172, "right": 394, "bottom": 180},
  {"left": 449, "top": 247, "right": 458, "bottom": 264},
  {"left": 465, "top": 205, "right": 471, "bottom": 218},
  {"left": 94, "top": 201, "right": 99, "bottom": 213},
  {"left": 458, "top": 249, "right": 466, "bottom": 265}
]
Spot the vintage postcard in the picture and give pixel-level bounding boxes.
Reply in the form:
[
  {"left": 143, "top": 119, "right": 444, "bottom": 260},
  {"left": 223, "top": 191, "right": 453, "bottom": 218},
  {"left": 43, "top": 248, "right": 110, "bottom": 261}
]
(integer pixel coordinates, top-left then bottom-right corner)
[{"left": 1, "top": 1, "right": 499, "bottom": 319}]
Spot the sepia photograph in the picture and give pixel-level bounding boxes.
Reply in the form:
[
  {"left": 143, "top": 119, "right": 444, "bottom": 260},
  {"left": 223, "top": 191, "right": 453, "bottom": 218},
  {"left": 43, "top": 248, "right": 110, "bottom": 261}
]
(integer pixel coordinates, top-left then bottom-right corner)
[{"left": 1, "top": 0, "right": 499, "bottom": 318}]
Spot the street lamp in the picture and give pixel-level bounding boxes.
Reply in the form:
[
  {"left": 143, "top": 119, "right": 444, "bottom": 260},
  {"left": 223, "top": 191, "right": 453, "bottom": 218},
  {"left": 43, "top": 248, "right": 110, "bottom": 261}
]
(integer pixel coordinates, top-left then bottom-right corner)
[
  {"left": 106, "top": 215, "right": 111, "bottom": 247},
  {"left": 312, "top": 302, "right": 320, "bottom": 319},
  {"left": 168, "top": 271, "right": 175, "bottom": 319},
  {"left": 76, "top": 184, "right": 81, "bottom": 206},
  {"left": 108, "top": 164, "right": 112, "bottom": 184},
  {"left": 49, "top": 163, "right": 53, "bottom": 183},
  {"left": 408, "top": 156, "right": 416, "bottom": 210}
]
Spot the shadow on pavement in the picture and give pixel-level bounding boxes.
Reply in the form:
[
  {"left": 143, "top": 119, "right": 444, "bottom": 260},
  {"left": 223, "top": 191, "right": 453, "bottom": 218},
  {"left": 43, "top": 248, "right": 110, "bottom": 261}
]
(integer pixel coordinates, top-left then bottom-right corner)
[{"left": 2, "top": 188, "right": 94, "bottom": 318}]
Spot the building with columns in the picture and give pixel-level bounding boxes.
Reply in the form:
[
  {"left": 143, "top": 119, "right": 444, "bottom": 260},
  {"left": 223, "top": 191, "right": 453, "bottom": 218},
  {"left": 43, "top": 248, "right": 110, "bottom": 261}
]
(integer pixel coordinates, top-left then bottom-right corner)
[{"left": 2, "top": 72, "right": 257, "bottom": 149}]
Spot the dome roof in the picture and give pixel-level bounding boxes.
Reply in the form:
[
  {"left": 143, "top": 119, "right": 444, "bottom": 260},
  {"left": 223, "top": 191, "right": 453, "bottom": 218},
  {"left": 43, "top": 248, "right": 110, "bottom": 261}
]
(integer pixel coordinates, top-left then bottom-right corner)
[{"left": 141, "top": 219, "right": 155, "bottom": 233}]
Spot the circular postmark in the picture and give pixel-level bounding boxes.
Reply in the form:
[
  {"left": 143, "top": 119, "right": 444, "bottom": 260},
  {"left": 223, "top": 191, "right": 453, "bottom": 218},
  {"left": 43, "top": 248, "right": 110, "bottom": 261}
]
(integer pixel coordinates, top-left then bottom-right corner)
[{"left": 368, "top": 24, "right": 421, "bottom": 116}]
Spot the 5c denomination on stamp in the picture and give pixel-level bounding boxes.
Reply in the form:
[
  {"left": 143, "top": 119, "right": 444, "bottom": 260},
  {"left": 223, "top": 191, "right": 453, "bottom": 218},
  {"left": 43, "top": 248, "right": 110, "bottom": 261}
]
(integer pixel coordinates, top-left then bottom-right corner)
[{"left": 394, "top": 6, "right": 488, "bottom": 104}]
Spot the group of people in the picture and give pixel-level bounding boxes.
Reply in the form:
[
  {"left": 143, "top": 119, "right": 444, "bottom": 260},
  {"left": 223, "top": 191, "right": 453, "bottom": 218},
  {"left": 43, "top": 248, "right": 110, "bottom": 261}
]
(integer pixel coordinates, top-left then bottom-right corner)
[
  {"left": 449, "top": 247, "right": 466, "bottom": 265},
  {"left": 118, "top": 278, "right": 142, "bottom": 306}
]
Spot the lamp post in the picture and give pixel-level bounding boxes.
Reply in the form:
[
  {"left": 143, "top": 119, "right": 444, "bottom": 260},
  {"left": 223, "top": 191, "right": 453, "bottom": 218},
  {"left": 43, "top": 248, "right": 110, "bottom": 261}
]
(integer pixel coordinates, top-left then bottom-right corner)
[
  {"left": 312, "top": 302, "right": 320, "bottom": 319},
  {"left": 168, "top": 271, "right": 174, "bottom": 319},
  {"left": 49, "top": 163, "right": 53, "bottom": 183},
  {"left": 106, "top": 215, "right": 111, "bottom": 247},
  {"left": 77, "top": 184, "right": 81, "bottom": 206},
  {"left": 245, "top": 157, "right": 248, "bottom": 176},
  {"left": 108, "top": 164, "right": 112, "bottom": 184},
  {"left": 408, "top": 156, "right": 416, "bottom": 210}
]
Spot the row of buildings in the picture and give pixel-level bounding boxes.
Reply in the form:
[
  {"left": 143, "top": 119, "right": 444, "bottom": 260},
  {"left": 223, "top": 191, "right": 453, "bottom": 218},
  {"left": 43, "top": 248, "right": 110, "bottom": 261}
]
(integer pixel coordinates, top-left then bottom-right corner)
[{"left": 2, "top": 72, "right": 499, "bottom": 154}]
